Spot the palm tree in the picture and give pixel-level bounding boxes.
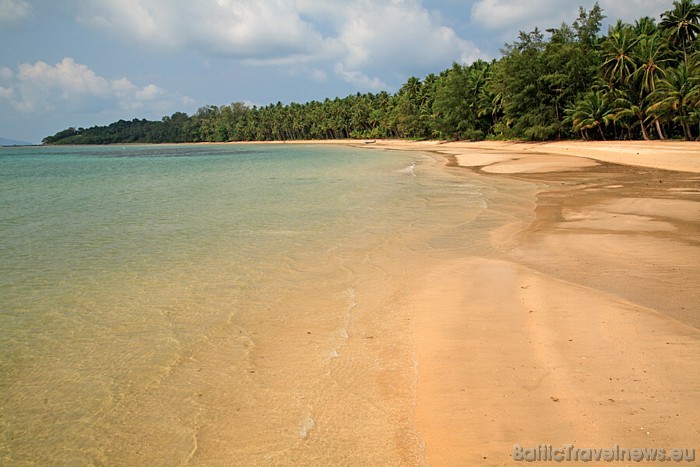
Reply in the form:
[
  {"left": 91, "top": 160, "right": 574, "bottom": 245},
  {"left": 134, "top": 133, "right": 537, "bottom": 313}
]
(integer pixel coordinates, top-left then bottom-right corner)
[
  {"left": 687, "top": 53, "right": 700, "bottom": 137},
  {"left": 648, "top": 61, "right": 699, "bottom": 139},
  {"left": 631, "top": 33, "right": 672, "bottom": 138},
  {"left": 634, "top": 16, "right": 658, "bottom": 37},
  {"left": 632, "top": 35, "right": 670, "bottom": 95},
  {"left": 566, "top": 90, "right": 616, "bottom": 140},
  {"left": 611, "top": 88, "right": 651, "bottom": 139},
  {"left": 660, "top": 0, "right": 700, "bottom": 65},
  {"left": 476, "top": 65, "right": 501, "bottom": 133},
  {"left": 601, "top": 21, "right": 640, "bottom": 88},
  {"left": 395, "top": 76, "right": 425, "bottom": 138}
]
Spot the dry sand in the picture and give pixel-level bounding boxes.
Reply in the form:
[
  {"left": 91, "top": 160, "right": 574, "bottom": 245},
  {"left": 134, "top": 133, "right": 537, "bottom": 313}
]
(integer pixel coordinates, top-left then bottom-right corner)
[
  {"left": 352, "top": 140, "right": 700, "bottom": 465},
  {"left": 362, "top": 139, "right": 700, "bottom": 173}
]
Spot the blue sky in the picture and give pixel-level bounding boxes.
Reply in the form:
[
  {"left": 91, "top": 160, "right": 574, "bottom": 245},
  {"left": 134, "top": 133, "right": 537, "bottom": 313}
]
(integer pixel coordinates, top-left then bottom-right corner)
[{"left": 0, "top": 0, "right": 671, "bottom": 143}]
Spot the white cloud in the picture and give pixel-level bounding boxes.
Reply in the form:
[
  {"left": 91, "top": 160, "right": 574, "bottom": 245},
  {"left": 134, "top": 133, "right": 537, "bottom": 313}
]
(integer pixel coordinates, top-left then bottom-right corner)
[
  {"left": 597, "top": 0, "right": 671, "bottom": 24},
  {"left": 334, "top": 64, "right": 387, "bottom": 90},
  {"left": 471, "top": 0, "right": 575, "bottom": 33},
  {"left": 0, "top": 0, "right": 32, "bottom": 26},
  {"left": 70, "top": 0, "right": 483, "bottom": 91},
  {"left": 135, "top": 84, "right": 163, "bottom": 101},
  {"left": 336, "top": 0, "right": 482, "bottom": 68},
  {"left": 309, "top": 68, "right": 328, "bottom": 83},
  {"left": 3, "top": 57, "right": 187, "bottom": 113},
  {"left": 74, "top": 0, "right": 337, "bottom": 62},
  {"left": 18, "top": 58, "right": 110, "bottom": 102},
  {"left": 325, "top": 0, "right": 483, "bottom": 88},
  {"left": 0, "top": 66, "right": 14, "bottom": 82},
  {"left": 0, "top": 85, "right": 14, "bottom": 100},
  {"left": 471, "top": 0, "right": 673, "bottom": 37},
  {"left": 284, "top": 66, "right": 330, "bottom": 84}
]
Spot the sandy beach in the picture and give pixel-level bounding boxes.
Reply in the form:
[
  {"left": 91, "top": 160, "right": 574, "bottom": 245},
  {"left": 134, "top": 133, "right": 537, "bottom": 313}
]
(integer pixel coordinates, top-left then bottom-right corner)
[
  {"left": 3, "top": 140, "right": 698, "bottom": 464},
  {"left": 343, "top": 140, "right": 700, "bottom": 464}
]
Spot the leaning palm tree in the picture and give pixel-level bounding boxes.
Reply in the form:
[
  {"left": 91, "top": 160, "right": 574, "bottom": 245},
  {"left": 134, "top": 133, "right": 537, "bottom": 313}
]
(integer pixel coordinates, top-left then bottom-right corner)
[
  {"left": 566, "top": 90, "right": 616, "bottom": 140},
  {"left": 660, "top": 0, "right": 700, "bottom": 65},
  {"left": 687, "top": 53, "right": 700, "bottom": 136},
  {"left": 648, "top": 61, "right": 699, "bottom": 139},
  {"left": 611, "top": 88, "right": 652, "bottom": 139},
  {"left": 631, "top": 33, "right": 672, "bottom": 138}
]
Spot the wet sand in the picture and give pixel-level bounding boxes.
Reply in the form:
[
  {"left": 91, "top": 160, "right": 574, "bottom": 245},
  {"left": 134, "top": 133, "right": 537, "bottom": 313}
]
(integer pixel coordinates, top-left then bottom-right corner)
[{"left": 353, "top": 140, "right": 700, "bottom": 464}]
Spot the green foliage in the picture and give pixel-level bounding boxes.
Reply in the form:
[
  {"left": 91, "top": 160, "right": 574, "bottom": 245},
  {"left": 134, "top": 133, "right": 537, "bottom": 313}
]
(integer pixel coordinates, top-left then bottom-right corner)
[
  {"left": 566, "top": 88, "right": 616, "bottom": 139},
  {"left": 660, "top": 0, "right": 700, "bottom": 62},
  {"left": 44, "top": 1, "right": 700, "bottom": 144},
  {"left": 431, "top": 61, "right": 492, "bottom": 140},
  {"left": 648, "top": 60, "right": 700, "bottom": 139}
]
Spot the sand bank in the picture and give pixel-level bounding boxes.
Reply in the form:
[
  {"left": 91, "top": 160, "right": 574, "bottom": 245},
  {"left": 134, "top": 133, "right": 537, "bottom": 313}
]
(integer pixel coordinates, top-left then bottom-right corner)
[
  {"left": 351, "top": 140, "right": 700, "bottom": 464},
  {"left": 240, "top": 139, "right": 700, "bottom": 173},
  {"left": 354, "top": 139, "right": 700, "bottom": 174}
]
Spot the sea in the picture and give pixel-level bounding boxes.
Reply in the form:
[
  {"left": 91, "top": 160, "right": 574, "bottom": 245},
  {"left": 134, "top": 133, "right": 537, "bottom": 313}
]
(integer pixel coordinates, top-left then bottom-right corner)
[{"left": 0, "top": 143, "right": 534, "bottom": 464}]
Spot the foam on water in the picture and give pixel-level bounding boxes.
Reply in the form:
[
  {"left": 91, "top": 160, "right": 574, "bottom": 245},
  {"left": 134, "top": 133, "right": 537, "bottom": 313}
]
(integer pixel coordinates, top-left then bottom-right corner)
[{"left": 398, "top": 160, "right": 417, "bottom": 176}]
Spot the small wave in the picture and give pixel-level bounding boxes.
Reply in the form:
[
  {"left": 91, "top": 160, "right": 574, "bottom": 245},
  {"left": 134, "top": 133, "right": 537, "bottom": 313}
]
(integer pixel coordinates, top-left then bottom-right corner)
[
  {"left": 398, "top": 162, "right": 416, "bottom": 176},
  {"left": 447, "top": 184, "right": 488, "bottom": 208},
  {"left": 348, "top": 287, "right": 356, "bottom": 312},
  {"left": 339, "top": 287, "right": 355, "bottom": 339},
  {"left": 259, "top": 230, "right": 302, "bottom": 236}
]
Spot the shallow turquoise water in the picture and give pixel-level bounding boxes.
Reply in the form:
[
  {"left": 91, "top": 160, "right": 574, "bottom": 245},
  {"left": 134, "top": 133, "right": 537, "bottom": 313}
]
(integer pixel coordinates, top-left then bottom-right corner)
[{"left": 0, "top": 143, "right": 534, "bottom": 464}]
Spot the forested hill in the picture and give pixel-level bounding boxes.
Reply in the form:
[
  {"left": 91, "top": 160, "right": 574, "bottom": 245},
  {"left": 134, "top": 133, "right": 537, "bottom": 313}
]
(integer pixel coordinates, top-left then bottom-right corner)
[{"left": 44, "top": 1, "right": 700, "bottom": 145}]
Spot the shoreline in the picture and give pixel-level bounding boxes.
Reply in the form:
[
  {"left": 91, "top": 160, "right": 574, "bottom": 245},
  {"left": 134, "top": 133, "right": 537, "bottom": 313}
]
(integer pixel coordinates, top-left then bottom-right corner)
[
  {"left": 350, "top": 140, "right": 700, "bottom": 463},
  {"left": 208, "top": 138, "right": 700, "bottom": 173},
  {"left": 8, "top": 140, "right": 699, "bottom": 462},
  {"left": 36, "top": 138, "right": 700, "bottom": 173},
  {"left": 349, "top": 139, "right": 700, "bottom": 174}
]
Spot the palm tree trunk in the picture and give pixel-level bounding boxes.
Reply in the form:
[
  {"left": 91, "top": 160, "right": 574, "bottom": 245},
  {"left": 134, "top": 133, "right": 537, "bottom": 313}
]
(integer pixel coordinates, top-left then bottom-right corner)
[
  {"left": 683, "top": 121, "right": 693, "bottom": 141},
  {"left": 655, "top": 120, "right": 666, "bottom": 140},
  {"left": 639, "top": 115, "right": 650, "bottom": 140}
]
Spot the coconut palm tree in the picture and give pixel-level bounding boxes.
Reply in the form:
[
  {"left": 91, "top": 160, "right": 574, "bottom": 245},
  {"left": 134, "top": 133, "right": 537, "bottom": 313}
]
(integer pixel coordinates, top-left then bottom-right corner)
[
  {"left": 648, "top": 62, "right": 699, "bottom": 139},
  {"left": 631, "top": 33, "right": 672, "bottom": 138},
  {"left": 687, "top": 52, "right": 700, "bottom": 136},
  {"left": 611, "top": 88, "right": 652, "bottom": 139},
  {"left": 601, "top": 21, "right": 640, "bottom": 88},
  {"left": 634, "top": 16, "right": 658, "bottom": 37},
  {"left": 566, "top": 90, "right": 616, "bottom": 140},
  {"left": 660, "top": 0, "right": 700, "bottom": 65}
]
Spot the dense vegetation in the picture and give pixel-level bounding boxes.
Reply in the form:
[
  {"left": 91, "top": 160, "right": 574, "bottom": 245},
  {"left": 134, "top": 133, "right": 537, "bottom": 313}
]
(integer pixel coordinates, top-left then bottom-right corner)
[{"left": 44, "top": 1, "right": 700, "bottom": 144}]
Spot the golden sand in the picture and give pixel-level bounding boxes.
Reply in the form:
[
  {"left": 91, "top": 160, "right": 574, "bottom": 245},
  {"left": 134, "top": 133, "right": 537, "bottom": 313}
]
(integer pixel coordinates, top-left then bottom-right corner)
[
  {"left": 353, "top": 140, "right": 700, "bottom": 464},
  {"left": 222, "top": 139, "right": 700, "bottom": 463}
]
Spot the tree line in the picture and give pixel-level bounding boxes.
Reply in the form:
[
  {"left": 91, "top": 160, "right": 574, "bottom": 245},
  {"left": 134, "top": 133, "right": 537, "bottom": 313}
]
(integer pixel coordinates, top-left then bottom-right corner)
[{"left": 43, "top": 1, "right": 700, "bottom": 144}]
